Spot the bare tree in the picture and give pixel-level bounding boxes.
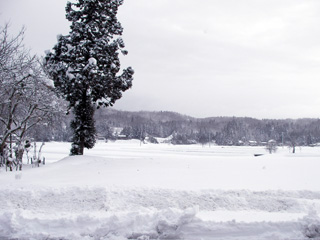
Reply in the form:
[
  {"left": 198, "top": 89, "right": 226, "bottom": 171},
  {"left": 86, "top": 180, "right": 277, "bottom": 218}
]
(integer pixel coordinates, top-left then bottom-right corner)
[
  {"left": 286, "top": 130, "right": 299, "bottom": 153},
  {"left": 266, "top": 139, "right": 277, "bottom": 154},
  {"left": 0, "top": 24, "right": 62, "bottom": 168}
]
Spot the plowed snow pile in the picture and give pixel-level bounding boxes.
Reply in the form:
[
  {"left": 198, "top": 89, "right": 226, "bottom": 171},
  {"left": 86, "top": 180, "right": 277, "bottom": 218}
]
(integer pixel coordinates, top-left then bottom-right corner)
[{"left": 1, "top": 140, "right": 320, "bottom": 239}]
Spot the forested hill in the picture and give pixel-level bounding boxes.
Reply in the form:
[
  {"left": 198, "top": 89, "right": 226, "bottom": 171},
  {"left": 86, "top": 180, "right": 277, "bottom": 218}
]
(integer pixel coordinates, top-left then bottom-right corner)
[{"left": 31, "top": 108, "right": 320, "bottom": 146}]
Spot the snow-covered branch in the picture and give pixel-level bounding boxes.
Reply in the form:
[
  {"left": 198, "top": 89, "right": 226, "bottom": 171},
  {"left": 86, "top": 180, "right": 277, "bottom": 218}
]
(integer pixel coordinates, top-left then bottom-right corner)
[{"left": 0, "top": 24, "right": 63, "bottom": 156}]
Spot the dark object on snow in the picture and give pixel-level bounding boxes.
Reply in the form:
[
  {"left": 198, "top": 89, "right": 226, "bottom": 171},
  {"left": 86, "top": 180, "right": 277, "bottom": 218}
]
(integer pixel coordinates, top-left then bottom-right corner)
[{"left": 254, "top": 154, "right": 264, "bottom": 157}]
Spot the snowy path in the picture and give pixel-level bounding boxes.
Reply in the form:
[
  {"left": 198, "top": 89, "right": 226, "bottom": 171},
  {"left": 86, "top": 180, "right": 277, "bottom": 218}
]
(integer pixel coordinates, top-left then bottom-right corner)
[{"left": 1, "top": 141, "right": 320, "bottom": 239}]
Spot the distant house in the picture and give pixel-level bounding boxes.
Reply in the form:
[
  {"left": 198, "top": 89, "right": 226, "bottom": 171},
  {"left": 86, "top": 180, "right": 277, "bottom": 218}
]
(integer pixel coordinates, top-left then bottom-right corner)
[
  {"left": 248, "top": 140, "right": 257, "bottom": 146},
  {"left": 268, "top": 139, "right": 277, "bottom": 144},
  {"left": 310, "top": 143, "right": 320, "bottom": 147},
  {"left": 117, "top": 134, "right": 127, "bottom": 139},
  {"left": 112, "top": 127, "right": 123, "bottom": 137},
  {"left": 96, "top": 134, "right": 106, "bottom": 141}
]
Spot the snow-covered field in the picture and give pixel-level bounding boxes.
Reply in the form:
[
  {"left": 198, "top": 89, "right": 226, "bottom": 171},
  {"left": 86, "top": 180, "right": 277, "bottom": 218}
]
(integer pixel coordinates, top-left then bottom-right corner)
[{"left": 1, "top": 140, "right": 320, "bottom": 239}]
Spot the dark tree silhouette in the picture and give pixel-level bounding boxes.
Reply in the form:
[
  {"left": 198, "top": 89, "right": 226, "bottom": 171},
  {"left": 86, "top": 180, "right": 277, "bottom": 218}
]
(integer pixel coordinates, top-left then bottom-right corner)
[{"left": 44, "top": 0, "right": 134, "bottom": 155}]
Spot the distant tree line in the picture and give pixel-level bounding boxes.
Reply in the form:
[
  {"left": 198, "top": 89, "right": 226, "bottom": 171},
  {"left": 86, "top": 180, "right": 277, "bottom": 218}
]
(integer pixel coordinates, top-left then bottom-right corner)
[{"left": 28, "top": 108, "right": 320, "bottom": 147}]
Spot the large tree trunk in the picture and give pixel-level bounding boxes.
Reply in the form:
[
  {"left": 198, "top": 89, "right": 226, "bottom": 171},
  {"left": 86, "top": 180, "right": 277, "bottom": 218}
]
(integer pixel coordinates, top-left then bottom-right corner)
[
  {"left": 70, "top": 94, "right": 96, "bottom": 156},
  {"left": 79, "top": 135, "right": 85, "bottom": 155}
]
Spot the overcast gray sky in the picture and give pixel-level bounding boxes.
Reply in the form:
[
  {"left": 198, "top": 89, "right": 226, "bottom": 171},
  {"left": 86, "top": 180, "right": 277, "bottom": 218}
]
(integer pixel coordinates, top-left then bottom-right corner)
[{"left": 1, "top": 0, "right": 320, "bottom": 119}]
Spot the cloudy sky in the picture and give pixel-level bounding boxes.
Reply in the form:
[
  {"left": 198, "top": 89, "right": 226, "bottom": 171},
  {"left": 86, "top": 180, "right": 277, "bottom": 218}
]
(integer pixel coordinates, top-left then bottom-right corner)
[{"left": 1, "top": 0, "right": 320, "bottom": 119}]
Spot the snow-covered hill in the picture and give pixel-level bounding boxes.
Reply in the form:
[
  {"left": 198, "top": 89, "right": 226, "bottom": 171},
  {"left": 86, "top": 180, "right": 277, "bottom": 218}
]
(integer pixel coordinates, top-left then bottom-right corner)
[{"left": 1, "top": 141, "right": 320, "bottom": 239}]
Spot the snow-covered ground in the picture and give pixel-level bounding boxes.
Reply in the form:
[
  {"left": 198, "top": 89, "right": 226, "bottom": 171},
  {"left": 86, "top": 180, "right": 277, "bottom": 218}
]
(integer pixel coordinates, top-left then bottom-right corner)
[{"left": 1, "top": 140, "right": 320, "bottom": 239}]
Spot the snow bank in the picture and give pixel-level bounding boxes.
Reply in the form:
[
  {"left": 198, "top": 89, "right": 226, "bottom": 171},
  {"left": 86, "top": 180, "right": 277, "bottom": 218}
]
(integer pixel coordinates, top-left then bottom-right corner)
[
  {"left": 2, "top": 187, "right": 320, "bottom": 216},
  {"left": 1, "top": 141, "right": 320, "bottom": 239},
  {"left": 0, "top": 192, "right": 315, "bottom": 240},
  {"left": 1, "top": 186, "right": 320, "bottom": 239}
]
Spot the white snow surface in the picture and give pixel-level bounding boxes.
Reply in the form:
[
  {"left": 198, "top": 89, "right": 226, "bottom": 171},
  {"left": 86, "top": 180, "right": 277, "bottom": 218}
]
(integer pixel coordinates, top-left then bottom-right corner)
[{"left": 1, "top": 140, "right": 320, "bottom": 239}]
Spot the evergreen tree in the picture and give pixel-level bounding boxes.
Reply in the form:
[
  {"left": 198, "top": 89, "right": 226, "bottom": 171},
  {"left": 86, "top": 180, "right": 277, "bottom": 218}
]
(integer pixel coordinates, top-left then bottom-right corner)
[{"left": 44, "top": 0, "right": 134, "bottom": 155}]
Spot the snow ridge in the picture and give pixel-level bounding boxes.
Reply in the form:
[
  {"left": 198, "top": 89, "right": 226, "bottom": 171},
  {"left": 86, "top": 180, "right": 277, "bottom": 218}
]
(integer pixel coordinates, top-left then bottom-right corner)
[
  {"left": 2, "top": 187, "right": 320, "bottom": 214},
  {"left": 1, "top": 187, "right": 320, "bottom": 239}
]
